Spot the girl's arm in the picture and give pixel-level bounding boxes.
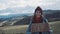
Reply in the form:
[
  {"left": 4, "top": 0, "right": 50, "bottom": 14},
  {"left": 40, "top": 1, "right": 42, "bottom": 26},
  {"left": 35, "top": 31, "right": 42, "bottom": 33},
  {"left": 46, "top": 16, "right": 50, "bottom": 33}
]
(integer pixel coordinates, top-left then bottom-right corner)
[{"left": 42, "top": 15, "right": 48, "bottom": 23}]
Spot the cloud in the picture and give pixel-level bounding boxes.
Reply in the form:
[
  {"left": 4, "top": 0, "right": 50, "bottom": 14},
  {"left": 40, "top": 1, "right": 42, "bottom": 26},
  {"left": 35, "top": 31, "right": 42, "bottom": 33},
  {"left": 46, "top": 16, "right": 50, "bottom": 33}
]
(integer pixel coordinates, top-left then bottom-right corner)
[
  {"left": 0, "top": 3, "right": 8, "bottom": 10},
  {"left": 0, "top": 12, "right": 11, "bottom": 15},
  {"left": 0, "top": 0, "right": 60, "bottom": 15},
  {"left": 0, "top": 0, "right": 60, "bottom": 10}
]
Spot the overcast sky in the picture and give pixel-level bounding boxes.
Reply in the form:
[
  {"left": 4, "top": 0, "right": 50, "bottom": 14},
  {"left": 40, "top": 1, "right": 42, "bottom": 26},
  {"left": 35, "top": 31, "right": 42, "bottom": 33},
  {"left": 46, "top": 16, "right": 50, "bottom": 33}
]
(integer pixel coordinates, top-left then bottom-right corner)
[
  {"left": 0, "top": 0, "right": 60, "bottom": 10},
  {"left": 0, "top": 0, "right": 60, "bottom": 15}
]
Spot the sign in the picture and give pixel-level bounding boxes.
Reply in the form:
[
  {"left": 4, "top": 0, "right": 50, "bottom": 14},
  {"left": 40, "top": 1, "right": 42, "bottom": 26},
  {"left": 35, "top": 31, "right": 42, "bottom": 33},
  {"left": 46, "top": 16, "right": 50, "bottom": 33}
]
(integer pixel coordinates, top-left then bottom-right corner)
[{"left": 31, "top": 23, "right": 50, "bottom": 32}]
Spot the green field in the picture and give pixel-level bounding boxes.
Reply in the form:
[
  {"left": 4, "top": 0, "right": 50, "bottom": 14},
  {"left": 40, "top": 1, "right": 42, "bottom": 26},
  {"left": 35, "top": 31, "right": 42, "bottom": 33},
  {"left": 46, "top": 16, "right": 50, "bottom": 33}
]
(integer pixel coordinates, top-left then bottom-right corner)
[{"left": 0, "top": 21, "right": 60, "bottom": 34}]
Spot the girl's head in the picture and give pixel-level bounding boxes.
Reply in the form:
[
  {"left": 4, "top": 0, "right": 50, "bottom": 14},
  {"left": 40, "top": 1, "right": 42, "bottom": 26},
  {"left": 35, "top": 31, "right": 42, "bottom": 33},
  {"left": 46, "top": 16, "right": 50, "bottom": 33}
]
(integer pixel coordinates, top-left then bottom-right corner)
[
  {"left": 32, "top": 6, "right": 43, "bottom": 23},
  {"left": 34, "top": 6, "right": 42, "bottom": 17}
]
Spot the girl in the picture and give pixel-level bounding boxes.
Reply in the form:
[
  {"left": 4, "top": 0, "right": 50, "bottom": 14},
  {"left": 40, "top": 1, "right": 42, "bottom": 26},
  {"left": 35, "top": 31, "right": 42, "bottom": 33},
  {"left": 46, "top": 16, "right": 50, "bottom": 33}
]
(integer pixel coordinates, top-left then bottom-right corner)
[{"left": 26, "top": 6, "right": 53, "bottom": 34}]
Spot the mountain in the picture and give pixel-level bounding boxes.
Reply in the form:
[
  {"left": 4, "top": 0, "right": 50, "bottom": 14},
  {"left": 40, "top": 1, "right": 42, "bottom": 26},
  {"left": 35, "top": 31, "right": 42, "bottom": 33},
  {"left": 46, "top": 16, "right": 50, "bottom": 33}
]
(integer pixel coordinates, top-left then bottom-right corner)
[
  {"left": 0, "top": 13, "right": 32, "bottom": 26},
  {"left": 0, "top": 10, "right": 60, "bottom": 26}
]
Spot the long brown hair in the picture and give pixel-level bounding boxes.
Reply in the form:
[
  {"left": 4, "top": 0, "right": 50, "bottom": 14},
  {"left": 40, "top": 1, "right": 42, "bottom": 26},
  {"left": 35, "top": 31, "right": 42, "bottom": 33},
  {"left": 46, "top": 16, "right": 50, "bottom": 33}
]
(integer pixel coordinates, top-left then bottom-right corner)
[{"left": 32, "top": 6, "right": 43, "bottom": 23}]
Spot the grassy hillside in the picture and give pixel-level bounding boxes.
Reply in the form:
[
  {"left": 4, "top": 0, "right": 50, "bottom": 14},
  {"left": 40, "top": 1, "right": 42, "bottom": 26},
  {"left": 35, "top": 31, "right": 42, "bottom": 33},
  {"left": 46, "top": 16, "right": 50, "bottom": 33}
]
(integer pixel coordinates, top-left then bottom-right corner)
[
  {"left": 0, "top": 21, "right": 60, "bottom": 34},
  {"left": 52, "top": 21, "right": 60, "bottom": 34}
]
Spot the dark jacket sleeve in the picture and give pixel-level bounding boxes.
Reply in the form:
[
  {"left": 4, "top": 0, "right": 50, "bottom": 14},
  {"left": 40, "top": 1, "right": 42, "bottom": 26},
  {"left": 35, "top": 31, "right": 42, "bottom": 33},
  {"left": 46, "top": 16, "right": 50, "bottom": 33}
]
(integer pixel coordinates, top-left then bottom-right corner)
[
  {"left": 26, "top": 17, "right": 32, "bottom": 32},
  {"left": 43, "top": 16, "right": 48, "bottom": 23}
]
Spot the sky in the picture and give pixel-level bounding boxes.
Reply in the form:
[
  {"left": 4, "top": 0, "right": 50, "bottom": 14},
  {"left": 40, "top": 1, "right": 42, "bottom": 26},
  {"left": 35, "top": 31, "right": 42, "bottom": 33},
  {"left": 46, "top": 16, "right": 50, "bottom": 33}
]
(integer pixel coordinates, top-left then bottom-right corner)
[{"left": 0, "top": 0, "right": 60, "bottom": 15}]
